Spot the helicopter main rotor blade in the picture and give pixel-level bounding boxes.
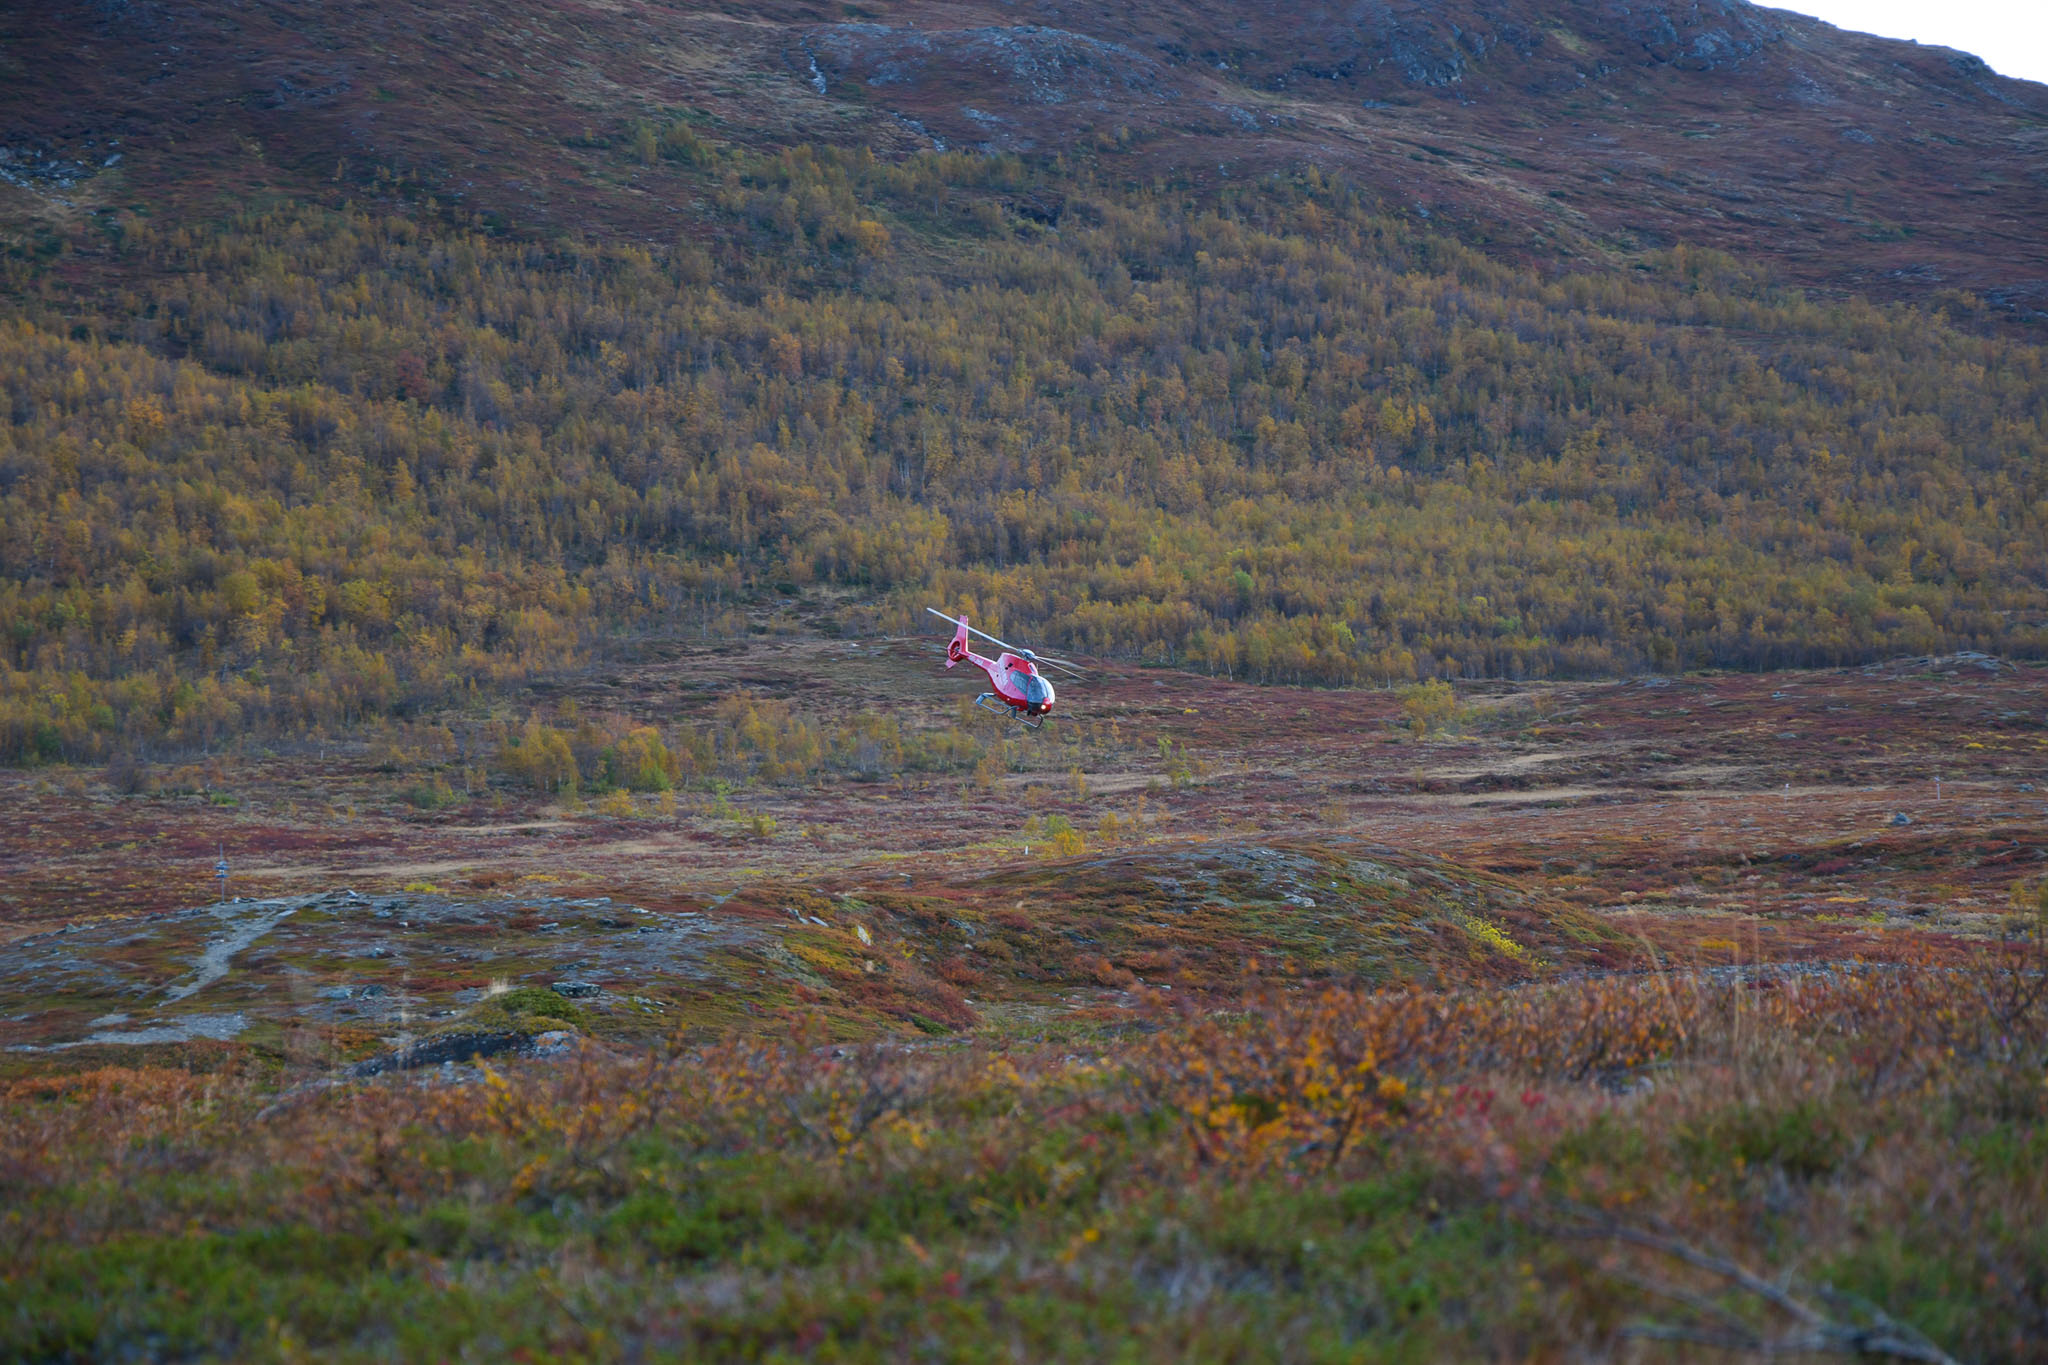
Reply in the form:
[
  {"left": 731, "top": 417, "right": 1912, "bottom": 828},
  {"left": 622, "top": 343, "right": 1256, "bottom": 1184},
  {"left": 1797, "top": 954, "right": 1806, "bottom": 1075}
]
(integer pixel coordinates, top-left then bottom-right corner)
[
  {"left": 1033, "top": 657, "right": 1086, "bottom": 680},
  {"left": 925, "top": 606, "right": 1019, "bottom": 656}
]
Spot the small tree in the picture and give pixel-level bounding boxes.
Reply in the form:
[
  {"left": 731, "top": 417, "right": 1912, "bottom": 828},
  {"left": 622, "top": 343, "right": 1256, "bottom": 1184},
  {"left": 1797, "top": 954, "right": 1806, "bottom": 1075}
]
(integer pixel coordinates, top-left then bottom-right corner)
[
  {"left": 499, "top": 720, "right": 577, "bottom": 793},
  {"left": 604, "top": 727, "right": 678, "bottom": 792},
  {"left": 1400, "top": 680, "right": 1457, "bottom": 738}
]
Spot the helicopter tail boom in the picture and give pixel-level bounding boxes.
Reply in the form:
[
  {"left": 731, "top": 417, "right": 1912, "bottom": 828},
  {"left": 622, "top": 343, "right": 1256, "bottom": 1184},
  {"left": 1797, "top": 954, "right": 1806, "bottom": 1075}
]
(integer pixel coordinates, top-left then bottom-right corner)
[{"left": 924, "top": 607, "right": 1084, "bottom": 678}]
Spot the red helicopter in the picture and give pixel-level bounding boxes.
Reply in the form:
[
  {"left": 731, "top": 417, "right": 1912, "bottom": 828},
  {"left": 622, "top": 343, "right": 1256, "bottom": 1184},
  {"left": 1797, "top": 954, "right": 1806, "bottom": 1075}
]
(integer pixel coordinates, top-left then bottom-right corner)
[{"left": 926, "top": 608, "right": 1083, "bottom": 729}]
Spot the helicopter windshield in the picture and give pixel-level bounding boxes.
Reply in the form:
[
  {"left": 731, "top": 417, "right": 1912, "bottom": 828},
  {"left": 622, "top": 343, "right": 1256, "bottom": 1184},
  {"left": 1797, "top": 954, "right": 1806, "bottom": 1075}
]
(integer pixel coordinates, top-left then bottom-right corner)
[{"left": 1012, "top": 670, "right": 1051, "bottom": 706}]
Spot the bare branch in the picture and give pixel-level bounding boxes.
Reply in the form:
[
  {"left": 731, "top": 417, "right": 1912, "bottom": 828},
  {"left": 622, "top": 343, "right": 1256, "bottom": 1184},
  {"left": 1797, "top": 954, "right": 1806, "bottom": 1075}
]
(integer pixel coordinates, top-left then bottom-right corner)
[
  {"left": 1547, "top": 1208, "right": 1962, "bottom": 1365},
  {"left": 1597, "top": 1221, "right": 1827, "bottom": 1329},
  {"left": 1607, "top": 1267, "right": 1757, "bottom": 1336}
]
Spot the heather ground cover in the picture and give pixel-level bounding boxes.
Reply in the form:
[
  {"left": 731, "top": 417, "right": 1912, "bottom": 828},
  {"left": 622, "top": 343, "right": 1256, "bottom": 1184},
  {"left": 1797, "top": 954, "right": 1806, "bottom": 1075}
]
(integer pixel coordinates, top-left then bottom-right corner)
[
  {"left": 7, "top": 927, "right": 2044, "bottom": 1360},
  {"left": 2, "top": 645, "right": 2043, "bottom": 1359}
]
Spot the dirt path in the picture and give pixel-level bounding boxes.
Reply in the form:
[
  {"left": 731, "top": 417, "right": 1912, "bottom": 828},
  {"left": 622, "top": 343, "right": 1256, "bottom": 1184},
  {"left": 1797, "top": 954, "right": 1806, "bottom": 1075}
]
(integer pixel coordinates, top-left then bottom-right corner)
[
  {"left": 52, "top": 1013, "right": 250, "bottom": 1049},
  {"left": 162, "top": 901, "right": 300, "bottom": 1003}
]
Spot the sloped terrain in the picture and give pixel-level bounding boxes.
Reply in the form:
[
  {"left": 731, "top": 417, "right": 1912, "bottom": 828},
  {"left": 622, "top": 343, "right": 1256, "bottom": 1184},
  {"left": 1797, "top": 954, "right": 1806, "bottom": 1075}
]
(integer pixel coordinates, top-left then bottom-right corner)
[{"left": 3, "top": 0, "right": 2046, "bottom": 316}]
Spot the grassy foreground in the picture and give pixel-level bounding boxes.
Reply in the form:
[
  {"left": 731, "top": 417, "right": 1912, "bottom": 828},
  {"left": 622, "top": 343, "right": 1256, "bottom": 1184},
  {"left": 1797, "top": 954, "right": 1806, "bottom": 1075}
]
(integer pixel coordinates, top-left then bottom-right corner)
[{"left": 7, "top": 911, "right": 2046, "bottom": 1362}]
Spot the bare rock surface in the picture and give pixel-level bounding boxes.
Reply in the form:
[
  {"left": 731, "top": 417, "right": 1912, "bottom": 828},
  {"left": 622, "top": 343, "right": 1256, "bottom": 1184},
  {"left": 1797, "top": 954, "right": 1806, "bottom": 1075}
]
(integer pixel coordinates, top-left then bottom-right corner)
[{"left": 0, "top": 889, "right": 755, "bottom": 1055}]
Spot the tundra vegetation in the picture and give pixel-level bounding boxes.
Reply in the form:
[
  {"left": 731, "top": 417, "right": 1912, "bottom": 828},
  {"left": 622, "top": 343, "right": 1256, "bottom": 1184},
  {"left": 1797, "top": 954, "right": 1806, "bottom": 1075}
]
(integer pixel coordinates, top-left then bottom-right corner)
[
  {"left": 7, "top": 893, "right": 2046, "bottom": 1360},
  {"left": 4, "top": 67, "right": 2047, "bottom": 1364},
  {"left": 2, "top": 648, "right": 2045, "bottom": 1360}
]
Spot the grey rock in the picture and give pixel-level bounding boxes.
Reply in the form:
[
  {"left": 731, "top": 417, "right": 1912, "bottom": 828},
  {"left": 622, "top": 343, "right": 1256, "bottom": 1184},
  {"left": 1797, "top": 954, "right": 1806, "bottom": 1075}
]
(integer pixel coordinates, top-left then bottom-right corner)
[
  {"left": 531, "top": 1029, "right": 577, "bottom": 1058},
  {"left": 345, "top": 1030, "right": 529, "bottom": 1079}
]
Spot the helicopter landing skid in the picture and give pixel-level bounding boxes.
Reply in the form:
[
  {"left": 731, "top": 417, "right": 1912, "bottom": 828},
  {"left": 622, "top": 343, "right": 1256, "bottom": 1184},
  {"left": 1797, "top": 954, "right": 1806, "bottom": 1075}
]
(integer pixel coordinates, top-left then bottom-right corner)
[{"left": 975, "top": 693, "right": 1045, "bottom": 729}]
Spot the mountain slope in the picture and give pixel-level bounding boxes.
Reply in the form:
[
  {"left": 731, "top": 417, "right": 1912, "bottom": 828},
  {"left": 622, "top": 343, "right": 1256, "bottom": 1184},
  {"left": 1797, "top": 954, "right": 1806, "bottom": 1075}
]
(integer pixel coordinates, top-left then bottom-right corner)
[
  {"left": 3, "top": 0, "right": 2047, "bottom": 319},
  {"left": 2, "top": 2, "right": 2046, "bottom": 764}
]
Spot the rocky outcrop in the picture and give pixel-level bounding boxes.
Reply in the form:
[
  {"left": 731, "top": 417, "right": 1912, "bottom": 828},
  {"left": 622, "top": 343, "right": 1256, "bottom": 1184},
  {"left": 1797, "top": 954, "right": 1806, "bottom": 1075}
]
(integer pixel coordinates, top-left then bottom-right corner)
[{"left": 344, "top": 1029, "right": 531, "bottom": 1078}]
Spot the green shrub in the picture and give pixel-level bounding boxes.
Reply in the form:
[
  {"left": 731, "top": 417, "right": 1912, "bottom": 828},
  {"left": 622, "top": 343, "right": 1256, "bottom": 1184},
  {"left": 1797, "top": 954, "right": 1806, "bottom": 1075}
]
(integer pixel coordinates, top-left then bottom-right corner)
[
  {"left": 403, "top": 777, "right": 458, "bottom": 810},
  {"left": 1679, "top": 1099, "right": 1848, "bottom": 1180},
  {"left": 456, "top": 985, "right": 587, "bottom": 1035}
]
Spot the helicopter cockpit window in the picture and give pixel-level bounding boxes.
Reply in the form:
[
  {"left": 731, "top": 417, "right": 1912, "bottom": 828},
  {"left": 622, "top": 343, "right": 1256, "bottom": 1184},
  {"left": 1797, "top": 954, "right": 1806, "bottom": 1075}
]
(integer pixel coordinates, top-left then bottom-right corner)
[{"left": 1013, "top": 670, "right": 1050, "bottom": 705}]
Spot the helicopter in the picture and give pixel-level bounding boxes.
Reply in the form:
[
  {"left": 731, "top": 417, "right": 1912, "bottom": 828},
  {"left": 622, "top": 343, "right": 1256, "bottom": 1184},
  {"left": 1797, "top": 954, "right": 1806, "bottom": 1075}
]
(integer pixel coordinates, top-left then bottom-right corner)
[{"left": 926, "top": 607, "right": 1082, "bottom": 729}]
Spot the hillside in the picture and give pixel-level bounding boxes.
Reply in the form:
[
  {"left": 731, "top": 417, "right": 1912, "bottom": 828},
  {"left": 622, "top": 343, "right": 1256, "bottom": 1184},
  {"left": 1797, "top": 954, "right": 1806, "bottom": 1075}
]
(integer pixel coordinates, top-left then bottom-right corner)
[
  {"left": 4, "top": 163, "right": 2046, "bottom": 763},
  {"left": 2, "top": 0, "right": 2047, "bottom": 767},
  {"left": 4, "top": 0, "right": 2047, "bottom": 317}
]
